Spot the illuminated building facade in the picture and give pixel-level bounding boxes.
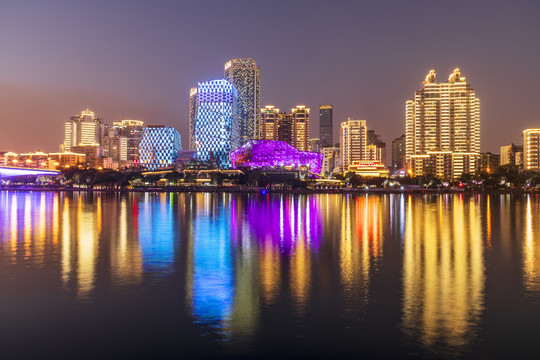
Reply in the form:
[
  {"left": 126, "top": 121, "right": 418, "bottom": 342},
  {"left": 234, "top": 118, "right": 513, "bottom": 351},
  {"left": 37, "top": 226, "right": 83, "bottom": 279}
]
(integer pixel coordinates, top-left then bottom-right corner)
[
  {"left": 189, "top": 87, "right": 198, "bottom": 150},
  {"left": 319, "top": 104, "right": 333, "bottom": 147},
  {"left": 48, "top": 152, "right": 86, "bottom": 168},
  {"left": 224, "top": 58, "right": 261, "bottom": 144},
  {"left": 292, "top": 105, "right": 309, "bottom": 151},
  {"left": 195, "top": 79, "right": 239, "bottom": 169},
  {"left": 500, "top": 143, "right": 524, "bottom": 167},
  {"left": 308, "top": 138, "right": 320, "bottom": 153},
  {"left": 479, "top": 152, "right": 500, "bottom": 173},
  {"left": 405, "top": 69, "right": 480, "bottom": 179},
  {"left": 523, "top": 129, "right": 540, "bottom": 170},
  {"left": 260, "top": 105, "right": 309, "bottom": 151},
  {"left": 340, "top": 119, "right": 367, "bottom": 170},
  {"left": 347, "top": 161, "right": 389, "bottom": 178},
  {"left": 63, "top": 109, "right": 107, "bottom": 152},
  {"left": 109, "top": 119, "right": 144, "bottom": 163},
  {"left": 72, "top": 144, "right": 105, "bottom": 169},
  {"left": 367, "top": 130, "right": 386, "bottom": 165},
  {"left": 139, "top": 126, "right": 182, "bottom": 170},
  {"left": 392, "top": 134, "right": 406, "bottom": 172},
  {"left": 261, "top": 105, "right": 280, "bottom": 141},
  {"left": 321, "top": 147, "right": 340, "bottom": 175},
  {"left": 230, "top": 140, "right": 323, "bottom": 174},
  {"left": 18, "top": 152, "right": 49, "bottom": 168}
]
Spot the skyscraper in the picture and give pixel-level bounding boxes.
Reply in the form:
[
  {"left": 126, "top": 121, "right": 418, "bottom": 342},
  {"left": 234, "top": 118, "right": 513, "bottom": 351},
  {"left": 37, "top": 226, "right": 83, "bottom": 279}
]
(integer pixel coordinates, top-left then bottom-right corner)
[
  {"left": 63, "top": 109, "right": 107, "bottom": 152},
  {"left": 405, "top": 69, "right": 480, "bottom": 179},
  {"left": 139, "top": 126, "right": 182, "bottom": 171},
  {"left": 189, "top": 87, "right": 198, "bottom": 151},
  {"left": 261, "top": 105, "right": 280, "bottom": 141},
  {"left": 319, "top": 104, "right": 333, "bottom": 147},
  {"left": 340, "top": 119, "right": 367, "bottom": 170},
  {"left": 292, "top": 105, "right": 309, "bottom": 151},
  {"left": 523, "top": 129, "right": 540, "bottom": 170},
  {"left": 391, "top": 134, "right": 406, "bottom": 172},
  {"left": 224, "top": 58, "right": 261, "bottom": 144},
  {"left": 195, "top": 79, "right": 240, "bottom": 169}
]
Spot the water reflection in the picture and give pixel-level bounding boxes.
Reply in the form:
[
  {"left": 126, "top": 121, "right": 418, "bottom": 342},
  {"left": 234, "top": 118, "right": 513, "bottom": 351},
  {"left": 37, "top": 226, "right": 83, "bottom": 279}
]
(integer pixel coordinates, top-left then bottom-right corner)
[
  {"left": 190, "top": 194, "right": 235, "bottom": 332},
  {"left": 2, "top": 191, "right": 540, "bottom": 357},
  {"left": 402, "top": 195, "right": 485, "bottom": 351},
  {"left": 523, "top": 195, "right": 540, "bottom": 293},
  {"left": 340, "top": 195, "right": 385, "bottom": 307},
  {"left": 137, "top": 193, "right": 176, "bottom": 276}
]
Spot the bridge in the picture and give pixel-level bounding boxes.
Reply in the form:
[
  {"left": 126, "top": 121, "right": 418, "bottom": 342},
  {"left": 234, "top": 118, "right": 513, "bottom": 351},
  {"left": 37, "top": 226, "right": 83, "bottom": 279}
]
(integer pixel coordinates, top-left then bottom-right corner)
[{"left": 0, "top": 166, "right": 60, "bottom": 178}]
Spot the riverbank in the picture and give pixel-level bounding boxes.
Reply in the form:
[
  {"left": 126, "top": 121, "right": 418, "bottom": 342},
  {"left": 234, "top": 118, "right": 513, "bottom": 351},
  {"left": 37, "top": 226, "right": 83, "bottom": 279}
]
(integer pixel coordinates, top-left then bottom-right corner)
[{"left": 1, "top": 185, "right": 538, "bottom": 195}]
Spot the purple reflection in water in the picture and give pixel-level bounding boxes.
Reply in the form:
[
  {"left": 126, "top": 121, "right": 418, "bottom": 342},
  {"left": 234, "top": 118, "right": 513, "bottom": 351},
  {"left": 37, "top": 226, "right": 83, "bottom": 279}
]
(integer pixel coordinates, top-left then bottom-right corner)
[{"left": 239, "top": 195, "right": 321, "bottom": 255}]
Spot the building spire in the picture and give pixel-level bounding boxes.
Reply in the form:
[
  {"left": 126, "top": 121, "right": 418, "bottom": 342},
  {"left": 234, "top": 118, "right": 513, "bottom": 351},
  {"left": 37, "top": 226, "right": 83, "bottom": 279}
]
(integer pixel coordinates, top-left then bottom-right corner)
[
  {"left": 448, "top": 68, "right": 464, "bottom": 83},
  {"left": 424, "top": 69, "right": 436, "bottom": 84}
]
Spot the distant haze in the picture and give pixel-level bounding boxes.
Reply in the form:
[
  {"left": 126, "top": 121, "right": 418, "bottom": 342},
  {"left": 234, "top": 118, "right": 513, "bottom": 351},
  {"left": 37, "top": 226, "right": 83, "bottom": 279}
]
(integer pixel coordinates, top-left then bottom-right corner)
[{"left": 1, "top": 0, "right": 539, "bottom": 153}]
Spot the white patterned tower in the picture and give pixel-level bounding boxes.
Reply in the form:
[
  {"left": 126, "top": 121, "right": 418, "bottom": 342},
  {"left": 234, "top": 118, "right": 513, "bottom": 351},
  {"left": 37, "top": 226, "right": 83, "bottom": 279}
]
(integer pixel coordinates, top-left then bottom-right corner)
[
  {"left": 139, "top": 126, "right": 182, "bottom": 170},
  {"left": 195, "top": 79, "right": 239, "bottom": 169}
]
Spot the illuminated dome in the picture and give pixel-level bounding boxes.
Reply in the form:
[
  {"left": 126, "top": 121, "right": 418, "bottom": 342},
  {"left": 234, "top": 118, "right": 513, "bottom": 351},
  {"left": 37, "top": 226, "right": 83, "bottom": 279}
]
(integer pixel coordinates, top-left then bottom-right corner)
[{"left": 230, "top": 140, "right": 323, "bottom": 174}]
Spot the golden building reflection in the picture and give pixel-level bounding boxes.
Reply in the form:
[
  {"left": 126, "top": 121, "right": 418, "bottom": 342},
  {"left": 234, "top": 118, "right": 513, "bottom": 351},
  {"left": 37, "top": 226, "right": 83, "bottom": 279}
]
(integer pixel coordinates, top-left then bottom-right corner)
[
  {"left": 523, "top": 195, "right": 540, "bottom": 293},
  {"left": 109, "top": 195, "right": 142, "bottom": 287},
  {"left": 339, "top": 195, "right": 384, "bottom": 305},
  {"left": 402, "top": 195, "right": 485, "bottom": 349},
  {"left": 290, "top": 197, "right": 312, "bottom": 313}
]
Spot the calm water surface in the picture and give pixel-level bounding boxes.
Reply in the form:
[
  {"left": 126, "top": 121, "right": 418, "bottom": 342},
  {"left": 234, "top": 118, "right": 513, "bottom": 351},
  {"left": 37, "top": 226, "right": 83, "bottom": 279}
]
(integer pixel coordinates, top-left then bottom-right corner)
[{"left": 0, "top": 191, "right": 539, "bottom": 359}]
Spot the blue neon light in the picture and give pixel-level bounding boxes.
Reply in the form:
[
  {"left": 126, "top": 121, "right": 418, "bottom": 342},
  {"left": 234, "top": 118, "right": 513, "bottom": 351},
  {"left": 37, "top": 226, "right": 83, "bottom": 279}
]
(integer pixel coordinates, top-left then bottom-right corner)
[{"left": 0, "top": 167, "right": 60, "bottom": 178}]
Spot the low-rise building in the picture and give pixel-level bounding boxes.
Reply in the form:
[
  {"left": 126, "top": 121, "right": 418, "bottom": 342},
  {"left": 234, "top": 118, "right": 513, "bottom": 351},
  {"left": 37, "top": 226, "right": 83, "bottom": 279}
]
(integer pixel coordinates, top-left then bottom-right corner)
[{"left": 347, "top": 161, "right": 389, "bottom": 178}]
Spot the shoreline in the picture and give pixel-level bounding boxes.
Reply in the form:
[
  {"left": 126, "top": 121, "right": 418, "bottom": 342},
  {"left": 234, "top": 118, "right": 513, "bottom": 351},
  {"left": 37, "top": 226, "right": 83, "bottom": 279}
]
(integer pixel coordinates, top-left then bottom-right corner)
[{"left": 0, "top": 186, "right": 537, "bottom": 195}]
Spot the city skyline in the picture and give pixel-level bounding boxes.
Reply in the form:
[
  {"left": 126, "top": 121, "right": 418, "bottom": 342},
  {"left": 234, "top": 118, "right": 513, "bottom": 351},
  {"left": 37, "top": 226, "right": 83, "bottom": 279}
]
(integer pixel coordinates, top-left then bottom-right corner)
[{"left": 1, "top": 1, "right": 539, "bottom": 153}]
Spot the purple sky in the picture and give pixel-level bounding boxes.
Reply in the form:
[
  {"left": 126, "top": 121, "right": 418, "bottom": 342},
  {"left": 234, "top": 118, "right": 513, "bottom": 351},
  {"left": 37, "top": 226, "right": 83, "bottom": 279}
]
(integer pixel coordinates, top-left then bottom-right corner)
[{"left": 1, "top": 0, "right": 539, "bottom": 153}]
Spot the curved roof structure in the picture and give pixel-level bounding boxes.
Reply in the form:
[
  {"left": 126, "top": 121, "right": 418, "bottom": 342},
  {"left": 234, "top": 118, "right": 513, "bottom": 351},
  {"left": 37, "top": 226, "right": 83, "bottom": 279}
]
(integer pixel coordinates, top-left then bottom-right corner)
[{"left": 230, "top": 140, "right": 323, "bottom": 174}]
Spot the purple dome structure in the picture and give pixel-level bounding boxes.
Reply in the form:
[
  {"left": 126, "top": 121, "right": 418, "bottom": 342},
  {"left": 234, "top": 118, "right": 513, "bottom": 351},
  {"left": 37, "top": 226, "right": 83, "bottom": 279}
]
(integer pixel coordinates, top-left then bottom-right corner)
[{"left": 230, "top": 140, "right": 323, "bottom": 174}]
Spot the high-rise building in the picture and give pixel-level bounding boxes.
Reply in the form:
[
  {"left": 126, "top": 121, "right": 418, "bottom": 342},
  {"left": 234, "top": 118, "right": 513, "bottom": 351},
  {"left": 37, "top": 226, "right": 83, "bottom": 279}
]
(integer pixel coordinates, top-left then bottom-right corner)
[
  {"left": 523, "top": 129, "right": 540, "bottom": 170},
  {"left": 224, "top": 58, "right": 260, "bottom": 144},
  {"left": 110, "top": 119, "right": 144, "bottom": 163},
  {"left": 340, "top": 119, "right": 367, "bottom": 170},
  {"left": 63, "top": 109, "right": 107, "bottom": 152},
  {"left": 261, "top": 105, "right": 280, "bottom": 141},
  {"left": 139, "top": 126, "right": 182, "bottom": 171},
  {"left": 405, "top": 69, "right": 480, "bottom": 179},
  {"left": 292, "top": 105, "right": 309, "bottom": 151},
  {"left": 319, "top": 104, "right": 333, "bottom": 147},
  {"left": 260, "top": 105, "right": 309, "bottom": 151},
  {"left": 500, "top": 143, "right": 523, "bottom": 167},
  {"left": 392, "top": 134, "right": 406, "bottom": 172},
  {"left": 189, "top": 87, "right": 198, "bottom": 151},
  {"left": 195, "top": 79, "right": 240, "bottom": 169}
]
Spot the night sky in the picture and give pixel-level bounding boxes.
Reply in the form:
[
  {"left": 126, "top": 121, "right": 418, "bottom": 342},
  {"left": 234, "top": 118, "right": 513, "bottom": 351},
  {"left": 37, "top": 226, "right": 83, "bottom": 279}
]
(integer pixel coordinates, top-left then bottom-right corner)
[{"left": 1, "top": 0, "right": 539, "bottom": 153}]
